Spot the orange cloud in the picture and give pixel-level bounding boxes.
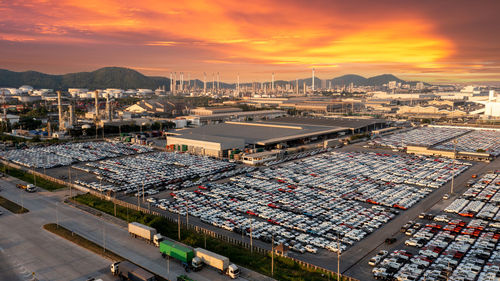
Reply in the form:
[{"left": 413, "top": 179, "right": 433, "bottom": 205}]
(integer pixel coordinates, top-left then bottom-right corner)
[{"left": 0, "top": 0, "right": 498, "bottom": 82}]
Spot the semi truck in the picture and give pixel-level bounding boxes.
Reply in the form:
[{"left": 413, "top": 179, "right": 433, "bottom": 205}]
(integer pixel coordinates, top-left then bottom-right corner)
[
  {"left": 16, "top": 183, "right": 36, "bottom": 192},
  {"left": 159, "top": 240, "right": 194, "bottom": 270},
  {"left": 192, "top": 248, "right": 240, "bottom": 279},
  {"left": 110, "top": 261, "right": 155, "bottom": 281},
  {"left": 128, "top": 222, "right": 164, "bottom": 246}
]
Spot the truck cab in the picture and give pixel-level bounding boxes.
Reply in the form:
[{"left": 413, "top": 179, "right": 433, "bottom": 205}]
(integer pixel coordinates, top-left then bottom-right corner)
[
  {"left": 26, "top": 184, "right": 36, "bottom": 192},
  {"left": 191, "top": 257, "right": 203, "bottom": 271},
  {"left": 110, "top": 262, "right": 119, "bottom": 275},
  {"left": 227, "top": 264, "right": 240, "bottom": 279},
  {"left": 153, "top": 234, "right": 164, "bottom": 247}
]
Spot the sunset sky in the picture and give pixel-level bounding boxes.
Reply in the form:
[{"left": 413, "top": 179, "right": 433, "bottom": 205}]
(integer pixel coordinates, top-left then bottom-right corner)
[{"left": 0, "top": 0, "right": 499, "bottom": 83}]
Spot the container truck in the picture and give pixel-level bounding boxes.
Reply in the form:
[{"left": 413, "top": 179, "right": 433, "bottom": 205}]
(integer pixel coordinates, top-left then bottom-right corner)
[
  {"left": 110, "top": 261, "right": 155, "bottom": 281},
  {"left": 192, "top": 248, "right": 240, "bottom": 279},
  {"left": 159, "top": 240, "right": 194, "bottom": 270},
  {"left": 128, "top": 222, "right": 164, "bottom": 246}
]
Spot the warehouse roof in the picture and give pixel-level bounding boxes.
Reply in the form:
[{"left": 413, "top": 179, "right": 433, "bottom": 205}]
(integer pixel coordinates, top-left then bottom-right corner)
[
  {"left": 174, "top": 121, "right": 348, "bottom": 145},
  {"left": 261, "top": 116, "right": 386, "bottom": 130}
]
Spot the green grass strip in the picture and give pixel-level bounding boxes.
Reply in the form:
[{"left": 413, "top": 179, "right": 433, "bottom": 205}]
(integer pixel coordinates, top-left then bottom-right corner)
[
  {"left": 73, "top": 193, "right": 339, "bottom": 281},
  {"left": 2, "top": 165, "right": 66, "bottom": 191},
  {"left": 0, "top": 195, "right": 29, "bottom": 214}
]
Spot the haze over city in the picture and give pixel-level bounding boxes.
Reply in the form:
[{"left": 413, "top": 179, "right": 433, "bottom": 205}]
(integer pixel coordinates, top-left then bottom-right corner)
[{"left": 1, "top": 0, "right": 500, "bottom": 83}]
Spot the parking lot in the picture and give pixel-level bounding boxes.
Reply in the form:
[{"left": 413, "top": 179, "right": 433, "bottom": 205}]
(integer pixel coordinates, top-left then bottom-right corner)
[
  {"left": 364, "top": 169, "right": 500, "bottom": 281},
  {"left": 370, "top": 127, "right": 471, "bottom": 149},
  {"left": 73, "top": 152, "right": 242, "bottom": 195},
  {"left": 0, "top": 141, "right": 153, "bottom": 168},
  {"left": 434, "top": 129, "right": 500, "bottom": 156},
  {"left": 143, "top": 151, "right": 471, "bottom": 257}
]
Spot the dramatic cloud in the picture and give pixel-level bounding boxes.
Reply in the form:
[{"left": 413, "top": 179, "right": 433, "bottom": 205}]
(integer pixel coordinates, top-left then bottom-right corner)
[{"left": 0, "top": 0, "right": 499, "bottom": 82}]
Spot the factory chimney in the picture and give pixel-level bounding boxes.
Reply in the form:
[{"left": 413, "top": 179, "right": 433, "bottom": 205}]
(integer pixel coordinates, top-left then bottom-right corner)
[
  {"left": 170, "top": 72, "right": 173, "bottom": 93},
  {"left": 217, "top": 72, "right": 220, "bottom": 92},
  {"left": 94, "top": 90, "right": 99, "bottom": 119},
  {"left": 237, "top": 73, "right": 240, "bottom": 97},
  {"left": 203, "top": 72, "right": 207, "bottom": 94},
  {"left": 68, "top": 104, "right": 74, "bottom": 127},
  {"left": 312, "top": 68, "right": 315, "bottom": 91},
  {"left": 105, "top": 94, "right": 111, "bottom": 121},
  {"left": 272, "top": 72, "right": 275, "bottom": 92},
  {"left": 57, "top": 91, "right": 64, "bottom": 130}
]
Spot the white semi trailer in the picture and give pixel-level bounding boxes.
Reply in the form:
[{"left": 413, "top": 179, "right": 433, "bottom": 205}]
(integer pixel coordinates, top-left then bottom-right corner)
[
  {"left": 128, "top": 222, "right": 164, "bottom": 246},
  {"left": 192, "top": 248, "right": 240, "bottom": 279}
]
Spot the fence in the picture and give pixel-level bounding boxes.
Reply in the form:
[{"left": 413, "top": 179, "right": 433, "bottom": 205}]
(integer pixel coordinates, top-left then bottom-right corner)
[{"left": 1, "top": 159, "right": 359, "bottom": 281}]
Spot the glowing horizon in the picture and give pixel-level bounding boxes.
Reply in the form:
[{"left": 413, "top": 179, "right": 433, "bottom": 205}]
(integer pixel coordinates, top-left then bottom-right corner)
[{"left": 0, "top": 0, "right": 499, "bottom": 83}]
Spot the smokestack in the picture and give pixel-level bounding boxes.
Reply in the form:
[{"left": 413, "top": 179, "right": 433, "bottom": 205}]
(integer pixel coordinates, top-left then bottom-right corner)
[
  {"left": 203, "top": 72, "right": 207, "bottom": 94},
  {"left": 180, "top": 72, "right": 184, "bottom": 92},
  {"left": 272, "top": 72, "right": 275, "bottom": 92},
  {"left": 303, "top": 82, "right": 306, "bottom": 95},
  {"left": 237, "top": 73, "right": 240, "bottom": 96},
  {"left": 57, "top": 91, "right": 63, "bottom": 130},
  {"left": 94, "top": 90, "right": 99, "bottom": 119},
  {"left": 68, "top": 104, "right": 74, "bottom": 127},
  {"left": 312, "top": 68, "right": 315, "bottom": 91},
  {"left": 296, "top": 78, "right": 299, "bottom": 95},
  {"left": 106, "top": 95, "right": 111, "bottom": 121},
  {"left": 217, "top": 72, "right": 220, "bottom": 92},
  {"left": 212, "top": 73, "right": 215, "bottom": 91},
  {"left": 170, "top": 72, "right": 173, "bottom": 93},
  {"left": 173, "top": 72, "right": 177, "bottom": 94}
]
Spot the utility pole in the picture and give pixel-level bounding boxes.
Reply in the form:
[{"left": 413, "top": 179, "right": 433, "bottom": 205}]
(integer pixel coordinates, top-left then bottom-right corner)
[
  {"left": 56, "top": 202, "right": 59, "bottom": 228},
  {"left": 451, "top": 139, "right": 457, "bottom": 194},
  {"left": 68, "top": 166, "right": 72, "bottom": 198},
  {"left": 337, "top": 233, "right": 341, "bottom": 281},
  {"left": 142, "top": 180, "right": 145, "bottom": 203},
  {"left": 178, "top": 212, "right": 181, "bottom": 240},
  {"left": 33, "top": 166, "right": 36, "bottom": 187},
  {"left": 250, "top": 217, "right": 253, "bottom": 253},
  {"left": 271, "top": 233, "right": 274, "bottom": 277}
]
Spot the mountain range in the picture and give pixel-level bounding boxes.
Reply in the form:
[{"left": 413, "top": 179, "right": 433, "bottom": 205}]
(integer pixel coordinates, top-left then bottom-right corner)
[{"left": 0, "top": 67, "right": 413, "bottom": 90}]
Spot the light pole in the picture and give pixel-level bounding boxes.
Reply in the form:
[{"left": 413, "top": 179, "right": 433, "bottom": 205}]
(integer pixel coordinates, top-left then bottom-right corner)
[
  {"left": 56, "top": 202, "right": 59, "bottom": 228},
  {"left": 68, "top": 166, "right": 72, "bottom": 198},
  {"left": 271, "top": 233, "right": 274, "bottom": 277},
  {"left": 451, "top": 139, "right": 457, "bottom": 195},
  {"left": 142, "top": 181, "right": 145, "bottom": 203},
  {"left": 337, "top": 233, "right": 341, "bottom": 281},
  {"left": 178, "top": 211, "right": 181, "bottom": 240},
  {"left": 250, "top": 217, "right": 253, "bottom": 253}
]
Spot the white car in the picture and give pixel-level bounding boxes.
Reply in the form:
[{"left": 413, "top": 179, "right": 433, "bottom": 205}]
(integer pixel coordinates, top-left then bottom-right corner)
[{"left": 305, "top": 245, "right": 318, "bottom": 254}]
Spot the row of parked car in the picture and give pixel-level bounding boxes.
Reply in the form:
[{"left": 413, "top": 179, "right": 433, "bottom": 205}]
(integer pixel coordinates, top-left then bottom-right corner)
[
  {"left": 444, "top": 173, "right": 500, "bottom": 221},
  {"left": 158, "top": 179, "right": 397, "bottom": 255},
  {"left": 372, "top": 217, "right": 500, "bottom": 281},
  {"left": 262, "top": 148, "right": 330, "bottom": 166},
  {"left": 370, "top": 126, "right": 471, "bottom": 150},
  {"left": 0, "top": 141, "right": 152, "bottom": 168},
  {"left": 73, "top": 152, "right": 236, "bottom": 195},
  {"left": 370, "top": 172, "right": 500, "bottom": 281},
  {"left": 434, "top": 130, "right": 500, "bottom": 156},
  {"left": 146, "top": 151, "right": 469, "bottom": 256}
]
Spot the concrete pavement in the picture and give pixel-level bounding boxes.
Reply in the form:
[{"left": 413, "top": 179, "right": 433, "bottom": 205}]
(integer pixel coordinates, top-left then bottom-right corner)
[{"left": 0, "top": 176, "right": 268, "bottom": 281}]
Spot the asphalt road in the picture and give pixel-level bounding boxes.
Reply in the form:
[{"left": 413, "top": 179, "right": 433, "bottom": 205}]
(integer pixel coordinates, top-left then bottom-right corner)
[
  {"left": 0, "top": 188, "right": 115, "bottom": 281},
  {"left": 0, "top": 176, "right": 271, "bottom": 281}
]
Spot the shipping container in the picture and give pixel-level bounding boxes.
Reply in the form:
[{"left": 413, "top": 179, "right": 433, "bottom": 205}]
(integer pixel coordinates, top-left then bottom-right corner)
[{"left": 159, "top": 240, "right": 194, "bottom": 264}]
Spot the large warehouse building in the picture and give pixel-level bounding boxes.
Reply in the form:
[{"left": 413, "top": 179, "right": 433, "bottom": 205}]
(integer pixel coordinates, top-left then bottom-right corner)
[{"left": 166, "top": 117, "right": 387, "bottom": 157}]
